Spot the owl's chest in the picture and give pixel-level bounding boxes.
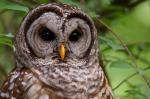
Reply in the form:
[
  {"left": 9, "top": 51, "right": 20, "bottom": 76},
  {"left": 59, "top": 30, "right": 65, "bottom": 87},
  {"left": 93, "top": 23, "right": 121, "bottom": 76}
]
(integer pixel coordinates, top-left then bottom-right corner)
[{"left": 23, "top": 67, "right": 101, "bottom": 99}]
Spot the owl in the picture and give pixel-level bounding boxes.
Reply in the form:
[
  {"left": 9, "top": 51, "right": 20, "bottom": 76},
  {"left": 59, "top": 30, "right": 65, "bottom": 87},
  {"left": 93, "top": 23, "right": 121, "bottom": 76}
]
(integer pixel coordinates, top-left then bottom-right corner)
[{"left": 0, "top": 3, "right": 113, "bottom": 99}]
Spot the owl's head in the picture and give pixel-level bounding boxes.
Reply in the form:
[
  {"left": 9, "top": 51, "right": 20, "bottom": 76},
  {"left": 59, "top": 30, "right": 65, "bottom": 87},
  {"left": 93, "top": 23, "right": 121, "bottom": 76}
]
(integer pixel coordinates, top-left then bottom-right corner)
[{"left": 15, "top": 3, "right": 99, "bottom": 68}]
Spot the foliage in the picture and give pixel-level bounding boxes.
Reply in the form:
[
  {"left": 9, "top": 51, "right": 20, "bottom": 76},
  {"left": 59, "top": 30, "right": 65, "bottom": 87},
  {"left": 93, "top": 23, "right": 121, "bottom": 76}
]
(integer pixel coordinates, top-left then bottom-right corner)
[{"left": 0, "top": 0, "right": 150, "bottom": 99}]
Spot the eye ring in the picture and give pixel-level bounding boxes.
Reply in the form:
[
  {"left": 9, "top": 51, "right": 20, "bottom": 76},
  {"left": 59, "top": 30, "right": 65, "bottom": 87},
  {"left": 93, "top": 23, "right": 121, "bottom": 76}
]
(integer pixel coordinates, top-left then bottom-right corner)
[
  {"left": 39, "top": 27, "right": 56, "bottom": 41},
  {"left": 69, "top": 28, "right": 82, "bottom": 42}
]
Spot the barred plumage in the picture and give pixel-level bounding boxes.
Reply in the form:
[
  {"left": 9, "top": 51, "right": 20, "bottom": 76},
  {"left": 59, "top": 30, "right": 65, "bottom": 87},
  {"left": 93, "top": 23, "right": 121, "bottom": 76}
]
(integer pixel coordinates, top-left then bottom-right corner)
[{"left": 0, "top": 3, "right": 113, "bottom": 99}]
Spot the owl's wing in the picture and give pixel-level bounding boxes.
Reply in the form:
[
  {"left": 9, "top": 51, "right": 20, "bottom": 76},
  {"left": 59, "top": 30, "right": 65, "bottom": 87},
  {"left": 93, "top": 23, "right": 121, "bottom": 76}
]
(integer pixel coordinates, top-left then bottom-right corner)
[
  {"left": 0, "top": 67, "right": 62, "bottom": 99},
  {"left": 0, "top": 67, "right": 34, "bottom": 99}
]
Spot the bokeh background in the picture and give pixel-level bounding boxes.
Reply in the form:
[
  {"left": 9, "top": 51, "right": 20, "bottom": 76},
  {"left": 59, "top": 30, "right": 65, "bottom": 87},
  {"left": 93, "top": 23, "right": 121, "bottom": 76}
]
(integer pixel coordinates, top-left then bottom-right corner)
[{"left": 0, "top": 0, "right": 150, "bottom": 99}]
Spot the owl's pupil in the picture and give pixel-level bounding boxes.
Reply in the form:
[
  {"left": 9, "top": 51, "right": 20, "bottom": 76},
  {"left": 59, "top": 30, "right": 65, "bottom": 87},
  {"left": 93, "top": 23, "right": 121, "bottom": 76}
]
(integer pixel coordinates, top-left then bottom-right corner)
[
  {"left": 69, "top": 30, "right": 82, "bottom": 42},
  {"left": 40, "top": 28, "right": 56, "bottom": 41}
]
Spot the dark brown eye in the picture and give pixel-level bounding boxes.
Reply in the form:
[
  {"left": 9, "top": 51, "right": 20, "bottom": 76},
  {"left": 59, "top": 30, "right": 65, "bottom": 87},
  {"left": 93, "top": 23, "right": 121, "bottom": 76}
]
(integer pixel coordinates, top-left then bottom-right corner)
[
  {"left": 39, "top": 28, "right": 56, "bottom": 41},
  {"left": 69, "top": 29, "right": 82, "bottom": 42}
]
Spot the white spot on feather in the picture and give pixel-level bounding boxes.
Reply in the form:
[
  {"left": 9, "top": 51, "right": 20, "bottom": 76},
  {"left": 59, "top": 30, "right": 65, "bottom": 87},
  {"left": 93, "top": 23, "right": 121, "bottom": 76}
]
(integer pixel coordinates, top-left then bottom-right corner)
[{"left": 39, "top": 94, "right": 49, "bottom": 99}]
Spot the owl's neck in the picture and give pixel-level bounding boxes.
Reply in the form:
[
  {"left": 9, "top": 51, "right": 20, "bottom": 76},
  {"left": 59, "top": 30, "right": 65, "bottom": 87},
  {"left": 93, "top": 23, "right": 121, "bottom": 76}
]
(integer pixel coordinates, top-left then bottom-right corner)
[{"left": 33, "top": 55, "right": 106, "bottom": 98}]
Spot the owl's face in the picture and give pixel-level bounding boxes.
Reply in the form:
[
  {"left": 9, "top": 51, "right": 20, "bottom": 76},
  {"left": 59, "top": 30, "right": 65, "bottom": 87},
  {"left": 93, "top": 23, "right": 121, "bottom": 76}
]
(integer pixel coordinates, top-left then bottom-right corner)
[
  {"left": 27, "top": 12, "right": 92, "bottom": 60},
  {"left": 15, "top": 3, "right": 98, "bottom": 68}
]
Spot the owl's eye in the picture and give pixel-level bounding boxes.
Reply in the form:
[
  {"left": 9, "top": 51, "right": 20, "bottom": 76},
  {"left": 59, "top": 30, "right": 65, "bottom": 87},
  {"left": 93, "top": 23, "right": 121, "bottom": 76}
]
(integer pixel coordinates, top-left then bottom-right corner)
[
  {"left": 69, "top": 29, "right": 82, "bottom": 42},
  {"left": 39, "top": 28, "right": 56, "bottom": 41}
]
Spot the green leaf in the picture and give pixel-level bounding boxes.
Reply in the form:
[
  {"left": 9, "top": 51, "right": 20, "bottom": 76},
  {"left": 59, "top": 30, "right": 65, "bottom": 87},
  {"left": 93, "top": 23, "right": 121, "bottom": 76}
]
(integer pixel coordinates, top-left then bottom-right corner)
[
  {"left": 38, "top": 0, "right": 49, "bottom": 3},
  {"left": 109, "top": 60, "right": 132, "bottom": 68},
  {"left": 0, "top": 0, "right": 29, "bottom": 12},
  {"left": 126, "top": 89, "right": 148, "bottom": 99},
  {"left": 0, "top": 34, "right": 13, "bottom": 48},
  {"left": 99, "top": 36, "right": 124, "bottom": 50},
  {"left": 108, "top": 1, "right": 150, "bottom": 44}
]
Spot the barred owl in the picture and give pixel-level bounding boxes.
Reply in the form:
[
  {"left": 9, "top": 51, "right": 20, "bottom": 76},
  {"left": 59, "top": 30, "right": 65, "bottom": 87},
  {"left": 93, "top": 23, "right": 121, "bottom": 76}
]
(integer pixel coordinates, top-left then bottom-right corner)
[{"left": 0, "top": 3, "right": 113, "bottom": 99}]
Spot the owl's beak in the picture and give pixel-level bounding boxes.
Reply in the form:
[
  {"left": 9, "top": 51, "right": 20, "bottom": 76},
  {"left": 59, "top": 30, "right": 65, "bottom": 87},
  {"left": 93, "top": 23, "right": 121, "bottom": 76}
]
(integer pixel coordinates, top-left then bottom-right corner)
[{"left": 59, "top": 43, "right": 66, "bottom": 61}]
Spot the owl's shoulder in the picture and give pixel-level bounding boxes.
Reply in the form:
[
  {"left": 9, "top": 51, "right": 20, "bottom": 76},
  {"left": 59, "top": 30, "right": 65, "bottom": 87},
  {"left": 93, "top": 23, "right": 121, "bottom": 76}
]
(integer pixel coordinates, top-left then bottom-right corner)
[{"left": 0, "top": 67, "right": 33, "bottom": 99}]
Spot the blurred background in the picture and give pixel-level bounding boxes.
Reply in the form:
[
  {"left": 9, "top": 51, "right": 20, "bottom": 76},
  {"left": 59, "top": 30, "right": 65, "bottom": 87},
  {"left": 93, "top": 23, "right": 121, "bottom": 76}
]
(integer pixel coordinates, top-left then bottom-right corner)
[{"left": 0, "top": 0, "right": 150, "bottom": 99}]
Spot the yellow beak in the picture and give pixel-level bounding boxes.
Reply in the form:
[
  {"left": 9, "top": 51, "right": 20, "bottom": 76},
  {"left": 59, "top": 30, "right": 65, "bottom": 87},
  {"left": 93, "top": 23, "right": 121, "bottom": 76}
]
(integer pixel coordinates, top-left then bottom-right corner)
[{"left": 59, "top": 43, "right": 66, "bottom": 61}]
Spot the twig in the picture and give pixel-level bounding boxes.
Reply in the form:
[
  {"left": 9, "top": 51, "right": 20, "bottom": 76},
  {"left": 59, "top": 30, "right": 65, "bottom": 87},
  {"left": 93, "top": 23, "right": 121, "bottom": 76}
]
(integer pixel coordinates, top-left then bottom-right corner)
[
  {"left": 113, "top": 66, "right": 150, "bottom": 91},
  {"left": 96, "top": 18, "right": 150, "bottom": 88}
]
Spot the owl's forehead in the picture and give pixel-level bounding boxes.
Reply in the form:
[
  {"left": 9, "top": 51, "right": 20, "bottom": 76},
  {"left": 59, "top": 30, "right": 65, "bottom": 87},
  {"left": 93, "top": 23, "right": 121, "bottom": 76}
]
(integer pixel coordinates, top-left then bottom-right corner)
[
  {"left": 40, "top": 4, "right": 79, "bottom": 18},
  {"left": 46, "top": 3, "right": 81, "bottom": 15},
  {"left": 23, "top": 3, "right": 93, "bottom": 33},
  {"left": 34, "top": 3, "right": 84, "bottom": 24}
]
